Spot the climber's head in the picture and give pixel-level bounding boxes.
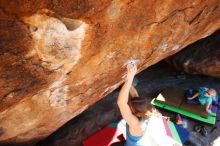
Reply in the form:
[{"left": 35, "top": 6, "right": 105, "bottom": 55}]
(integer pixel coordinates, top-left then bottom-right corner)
[{"left": 128, "top": 97, "right": 160, "bottom": 119}]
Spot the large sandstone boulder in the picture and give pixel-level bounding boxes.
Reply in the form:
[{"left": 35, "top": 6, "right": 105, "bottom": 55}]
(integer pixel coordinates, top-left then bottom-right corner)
[
  {"left": 0, "top": 0, "right": 220, "bottom": 144},
  {"left": 167, "top": 29, "right": 220, "bottom": 78}
]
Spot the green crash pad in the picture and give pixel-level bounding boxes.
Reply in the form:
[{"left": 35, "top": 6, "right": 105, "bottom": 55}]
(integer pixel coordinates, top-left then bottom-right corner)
[{"left": 151, "top": 98, "right": 216, "bottom": 125}]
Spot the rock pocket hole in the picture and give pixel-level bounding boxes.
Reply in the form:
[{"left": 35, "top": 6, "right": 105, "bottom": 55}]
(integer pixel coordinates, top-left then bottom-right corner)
[
  {"left": 58, "top": 17, "right": 84, "bottom": 31},
  {"left": 29, "top": 25, "right": 38, "bottom": 32}
]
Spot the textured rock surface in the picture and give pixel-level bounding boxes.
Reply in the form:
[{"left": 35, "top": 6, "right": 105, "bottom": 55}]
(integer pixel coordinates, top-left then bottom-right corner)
[
  {"left": 36, "top": 62, "right": 220, "bottom": 146},
  {"left": 167, "top": 29, "right": 220, "bottom": 78},
  {"left": 0, "top": 0, "right": 220, "bottom": 144},
  {"left": 37, "top": 91, "right": 120, "bottom": 146}
]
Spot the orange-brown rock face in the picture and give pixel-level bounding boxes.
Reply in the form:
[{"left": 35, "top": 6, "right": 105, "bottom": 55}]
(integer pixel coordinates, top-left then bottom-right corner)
[
  {"left": 167, "top": 29, "right": 220, "bottom": 78},
  {"left": 0, "top": 0, "right": 220, "bottom": 144}
]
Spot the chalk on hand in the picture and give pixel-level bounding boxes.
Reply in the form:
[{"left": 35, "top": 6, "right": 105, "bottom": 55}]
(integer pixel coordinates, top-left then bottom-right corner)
[
  {"left": 128, "top": 60, "right": 136, "bottom": 65},
  {"left": 125, "top": 60, "right": 139, "bottom": 67}
]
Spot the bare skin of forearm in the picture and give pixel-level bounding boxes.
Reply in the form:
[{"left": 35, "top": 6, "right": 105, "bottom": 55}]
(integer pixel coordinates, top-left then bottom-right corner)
[
  {"left": 189, "top": 92, "right": 199, "bottom": 99},
  {"left": 129, "top": 85, "right": 139, "bottom": 98},
  {"left": 117, "top": 78, "right": 133, "bottom": 105}
]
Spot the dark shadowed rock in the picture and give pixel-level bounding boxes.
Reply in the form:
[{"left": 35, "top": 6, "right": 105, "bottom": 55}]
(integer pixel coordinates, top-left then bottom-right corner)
[
  {"left": 167, "top": 29, "right": 220, "bottom": 78},
  {"left": 36, "top": 61, "right": 220, "bottom": 146},
  {"left": 0, "top": 0, "right": 220, "bottom": 144}
]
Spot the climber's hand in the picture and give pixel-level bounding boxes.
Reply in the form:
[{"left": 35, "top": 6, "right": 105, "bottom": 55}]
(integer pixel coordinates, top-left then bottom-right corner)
[{"left": 126, "top": 63, "right": 137, "bottom": 81}]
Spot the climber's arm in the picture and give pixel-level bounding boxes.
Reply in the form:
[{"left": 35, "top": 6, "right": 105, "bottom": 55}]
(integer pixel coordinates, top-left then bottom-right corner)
[{"left": 129, "top": 85, "right": 139, "bottom": 98}]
